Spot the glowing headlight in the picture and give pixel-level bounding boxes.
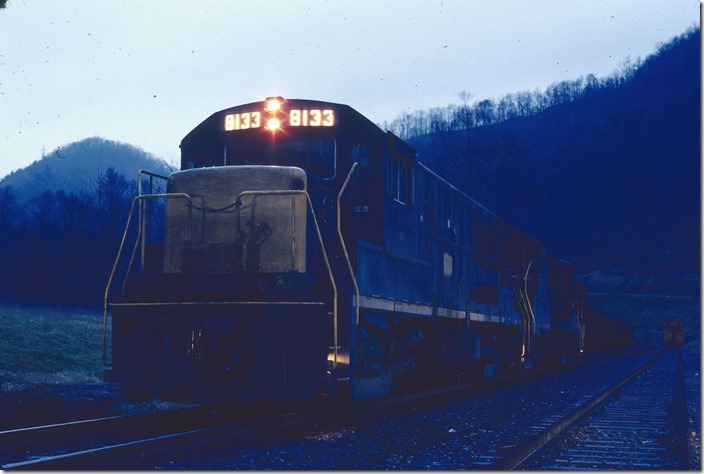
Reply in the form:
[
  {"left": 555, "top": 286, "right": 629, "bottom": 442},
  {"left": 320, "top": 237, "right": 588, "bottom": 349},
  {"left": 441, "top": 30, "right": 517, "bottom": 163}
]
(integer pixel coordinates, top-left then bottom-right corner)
[
  {"left": 266, "top": 118, "right": 281, "bottom": 131},
  {"left": 266, "top": 99, "right": 281, "bottom": 112}
]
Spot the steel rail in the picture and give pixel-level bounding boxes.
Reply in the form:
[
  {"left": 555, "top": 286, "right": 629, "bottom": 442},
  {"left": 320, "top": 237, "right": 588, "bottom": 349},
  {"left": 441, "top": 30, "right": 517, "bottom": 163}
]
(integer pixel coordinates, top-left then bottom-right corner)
[
  {"left": 2, "top": 411, "right": 306, "bottom": 470},
  {"left": 492, "top": 351, "right": 665, "bottom": 470},
  {"left": 0, "top": 406, "right": 209, "bottom": 469},
  {"left": 1, "top": 367, "right": 559, "bottom": 470}
]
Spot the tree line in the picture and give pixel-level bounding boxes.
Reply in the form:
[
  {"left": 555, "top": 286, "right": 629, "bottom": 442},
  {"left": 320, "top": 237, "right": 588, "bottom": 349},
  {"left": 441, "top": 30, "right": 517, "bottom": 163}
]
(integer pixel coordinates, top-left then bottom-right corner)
[
  {"left": 381, "top": 25, "right": 702, "bottom": 142},
  {"left": 381, "top": 58, "right": 642, "bottom": 141},
  {"left": 389, "top": 26, "right": 700, "bottom": 277},
  {"left": 0, "top": 169, "right": 138, "bottom": 306}
]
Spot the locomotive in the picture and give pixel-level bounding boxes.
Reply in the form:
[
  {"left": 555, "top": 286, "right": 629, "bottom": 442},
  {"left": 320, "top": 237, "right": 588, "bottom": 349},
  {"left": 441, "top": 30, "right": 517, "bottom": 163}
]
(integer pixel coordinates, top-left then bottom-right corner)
[
  {"left": 104, "top": 97, "right": 631, "bottom": 401},
  {"left": 663, "top": 320, "right": 685, "bottom": 348}
]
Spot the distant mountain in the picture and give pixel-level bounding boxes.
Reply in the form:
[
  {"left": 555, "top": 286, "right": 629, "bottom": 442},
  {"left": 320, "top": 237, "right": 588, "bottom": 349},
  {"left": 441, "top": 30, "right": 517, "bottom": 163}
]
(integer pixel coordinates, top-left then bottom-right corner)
[{"left": 0, "top": 137, "right": 175, "bottom": 208}]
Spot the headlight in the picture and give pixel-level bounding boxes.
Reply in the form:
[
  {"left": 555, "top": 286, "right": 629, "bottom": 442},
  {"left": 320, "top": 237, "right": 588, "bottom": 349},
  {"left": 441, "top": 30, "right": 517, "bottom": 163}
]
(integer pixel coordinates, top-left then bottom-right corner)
[
  {"left": 266, "top": 98, "right": 282, "bottom": 112},
  {"left": 266, "top": 118, "right": 281, "bottom": 131}
]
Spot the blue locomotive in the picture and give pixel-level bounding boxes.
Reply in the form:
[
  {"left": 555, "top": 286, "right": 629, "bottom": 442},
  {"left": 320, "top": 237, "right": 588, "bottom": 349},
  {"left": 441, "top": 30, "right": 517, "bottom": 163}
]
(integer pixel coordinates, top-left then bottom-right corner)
[{"left": 104, "top": 97, "right": 631, "bottom": 400}]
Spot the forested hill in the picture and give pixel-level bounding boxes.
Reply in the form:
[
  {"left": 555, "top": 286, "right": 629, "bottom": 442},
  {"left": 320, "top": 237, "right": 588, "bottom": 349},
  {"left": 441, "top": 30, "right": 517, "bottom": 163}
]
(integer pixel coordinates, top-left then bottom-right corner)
[
  {"left": 0, "top": 137, "right": 174, "bottom": 209},
  {"left": 392, "top": 27, "right": 699, "bottom": 280},
  {"left": 0, "top": 137, "right": 175, "bottom": 306}
]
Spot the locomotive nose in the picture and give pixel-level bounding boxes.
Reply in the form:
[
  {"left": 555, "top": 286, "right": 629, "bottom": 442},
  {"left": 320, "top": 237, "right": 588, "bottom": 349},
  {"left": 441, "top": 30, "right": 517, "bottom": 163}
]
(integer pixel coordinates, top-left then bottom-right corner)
[{"left": 164, "top": 166, "right": 309, "bottom": 275}]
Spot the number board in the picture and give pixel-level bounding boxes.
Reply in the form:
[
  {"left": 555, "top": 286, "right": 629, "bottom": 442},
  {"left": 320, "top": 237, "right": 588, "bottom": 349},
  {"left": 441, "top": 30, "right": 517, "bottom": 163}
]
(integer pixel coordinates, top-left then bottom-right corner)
[{"left": 224, "top": 108, "right": 335, "bottom": 131}]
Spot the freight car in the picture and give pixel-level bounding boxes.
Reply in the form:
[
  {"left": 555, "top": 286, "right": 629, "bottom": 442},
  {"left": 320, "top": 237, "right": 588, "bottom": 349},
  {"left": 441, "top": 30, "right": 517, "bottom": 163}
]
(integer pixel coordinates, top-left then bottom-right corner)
[
  {"left": 104, "top": 97, "right": 631, "bottom": 401},
  {"left": 582, "top": 306, "right": 635, "bottom": 352}
]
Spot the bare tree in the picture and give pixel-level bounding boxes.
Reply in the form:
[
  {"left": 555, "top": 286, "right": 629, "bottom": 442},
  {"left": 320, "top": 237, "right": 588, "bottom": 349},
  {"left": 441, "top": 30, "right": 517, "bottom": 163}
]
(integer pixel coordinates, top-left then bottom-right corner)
[
  {"left": 92, "top": 167, "right": 134, "bottom": 243},
  {"left": 454, "top": 90, "right": 475, "bottom": 130},
  {"left": 0, "top": 186, "right": 19, "bottom": 228}
]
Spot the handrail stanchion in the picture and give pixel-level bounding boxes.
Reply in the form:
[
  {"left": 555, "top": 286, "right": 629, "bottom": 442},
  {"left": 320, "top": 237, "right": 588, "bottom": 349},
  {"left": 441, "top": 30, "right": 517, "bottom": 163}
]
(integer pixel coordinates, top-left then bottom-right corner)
[
  {"left": 337, "top": 162, "right": 361, "bottom": 325},
  {"left": 102, "top": 193, "right": 192, "bottom": 367}
]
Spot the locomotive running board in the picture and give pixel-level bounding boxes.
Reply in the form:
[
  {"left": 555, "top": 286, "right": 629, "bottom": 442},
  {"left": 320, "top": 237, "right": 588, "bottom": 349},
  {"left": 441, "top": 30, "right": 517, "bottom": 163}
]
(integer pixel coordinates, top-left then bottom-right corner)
[{"left": 110, "top": 301, "right": 325, "bottom": 307}]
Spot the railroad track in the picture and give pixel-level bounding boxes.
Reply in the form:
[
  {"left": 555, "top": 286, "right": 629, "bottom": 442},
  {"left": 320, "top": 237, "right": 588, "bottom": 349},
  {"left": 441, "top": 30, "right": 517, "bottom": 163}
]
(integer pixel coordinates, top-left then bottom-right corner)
[
  {"left": 5, "top": 352, "right": 683, "bottom": 470},
  {"left": 0, "top": 401, "right": 314, "bottom": 470},
  {"left": 496, "top": 350, "right": 691, "bottom": 470},
  {"left": 0, "top": 364, "right": 565, "bottom": 469}
]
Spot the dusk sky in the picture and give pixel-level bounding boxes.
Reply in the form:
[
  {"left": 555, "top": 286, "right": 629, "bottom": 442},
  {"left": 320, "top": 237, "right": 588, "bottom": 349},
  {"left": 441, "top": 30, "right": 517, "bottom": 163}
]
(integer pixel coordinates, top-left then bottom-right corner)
[{"left": 0, "top": 0, "right": 698, "bottom": 178}]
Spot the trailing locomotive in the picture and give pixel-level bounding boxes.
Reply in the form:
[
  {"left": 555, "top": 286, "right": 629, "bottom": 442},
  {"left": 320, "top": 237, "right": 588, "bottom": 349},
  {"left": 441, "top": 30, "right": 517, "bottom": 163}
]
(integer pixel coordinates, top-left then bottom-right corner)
[
  {"left": 663, "top": 320, "right": 684, "bottom": 348},
  {"left": 104, "top": 97, "right": 631, "bottom": 401}
]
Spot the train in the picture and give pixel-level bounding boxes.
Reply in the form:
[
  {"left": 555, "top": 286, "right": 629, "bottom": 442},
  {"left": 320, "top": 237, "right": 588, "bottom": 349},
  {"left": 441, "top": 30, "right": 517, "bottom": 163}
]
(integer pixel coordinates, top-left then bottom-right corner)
[
  {"left": 663, "top": 320, "right": 684, "bottom": 348},
  {"left": 103, "top": 97, "right": 633, "bottom": 401}
]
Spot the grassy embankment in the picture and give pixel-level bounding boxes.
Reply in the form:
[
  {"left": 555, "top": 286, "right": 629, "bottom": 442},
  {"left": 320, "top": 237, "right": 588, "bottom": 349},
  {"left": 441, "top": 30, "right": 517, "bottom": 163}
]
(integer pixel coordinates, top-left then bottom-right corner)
[{"left": 0, "top": 304, "right": 110, "bottom": 390}]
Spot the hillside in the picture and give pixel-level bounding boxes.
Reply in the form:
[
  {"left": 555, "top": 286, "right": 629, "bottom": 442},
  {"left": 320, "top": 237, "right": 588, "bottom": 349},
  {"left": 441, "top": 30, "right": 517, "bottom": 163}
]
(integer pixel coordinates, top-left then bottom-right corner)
[
  {"left": 0, "top": 137, "right": 175, "bottom": 307},
  {"left": 407, "top": 28, "right": 699, "bottom": 279},
  {"left": 401, "top": 28, "right": 700, "bottom": 348},
  {"left": 0, "top": 137, "right": 175, "bottom": 209}
]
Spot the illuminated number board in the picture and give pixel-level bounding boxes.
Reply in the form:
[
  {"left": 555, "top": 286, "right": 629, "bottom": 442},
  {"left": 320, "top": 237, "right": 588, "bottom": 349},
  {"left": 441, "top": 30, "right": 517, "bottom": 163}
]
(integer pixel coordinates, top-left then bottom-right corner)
[
  {"left": 224, "top": 109, "right": 335, "bottom": 130},
  {"left": 224, "top": 111, "right": 261, "bottom": 130},
  {"left": 289, "top": 109, "right": 335, "bottom": 127}
]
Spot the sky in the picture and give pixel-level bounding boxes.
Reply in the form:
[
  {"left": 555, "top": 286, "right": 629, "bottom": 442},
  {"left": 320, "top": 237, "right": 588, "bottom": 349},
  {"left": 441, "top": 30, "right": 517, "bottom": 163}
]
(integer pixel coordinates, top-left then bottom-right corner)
[{"left": 0, "top": 0, "right": 699, "bottom": 178}]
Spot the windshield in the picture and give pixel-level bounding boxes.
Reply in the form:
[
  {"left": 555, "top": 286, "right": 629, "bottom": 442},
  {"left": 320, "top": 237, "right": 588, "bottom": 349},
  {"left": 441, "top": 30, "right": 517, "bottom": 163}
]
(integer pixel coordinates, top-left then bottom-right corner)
[{"left": 227, "top": 139, "right": 336, "bottom": 179}]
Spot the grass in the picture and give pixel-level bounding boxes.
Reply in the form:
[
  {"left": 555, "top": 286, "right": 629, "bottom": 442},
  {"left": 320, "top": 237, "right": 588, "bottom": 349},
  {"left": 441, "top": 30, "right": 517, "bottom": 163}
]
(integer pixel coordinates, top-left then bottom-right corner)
[
  {"left": 0, "top": 304, "right": 195, "bottom": 427},
  {"left": 0, "top": 303, "right": 111, "bottom": 390}
]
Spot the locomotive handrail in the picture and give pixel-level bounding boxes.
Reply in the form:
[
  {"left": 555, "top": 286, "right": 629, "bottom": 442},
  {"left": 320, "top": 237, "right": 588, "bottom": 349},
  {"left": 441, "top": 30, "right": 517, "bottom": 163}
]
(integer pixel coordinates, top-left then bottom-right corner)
[
  {"left": 510, "top": 277, "right": 529, "bottom": 360},
  {"left": 235, "top": 189, "right": 340, "bottom": 369},
  {"left": 573, "top": 300, "right": 585, "bottom": 353},
  {"left": 136, "top": 170, "right": 170, "bottom": 268},
  {"left": 337, "top": 162, "right": 361, "bottom": 326},
  {"left": 137, "top": 169, "right": 170, "bottom": 186},
  {"left": 102, "top": 193, "right": 193, "bottom": 366},
  {"left": 508, "top": 260, "right": 536, "bottom": 362},
  {"left": 523, "top": 260, "right": 536, "bottom": 337},
  {"left": 122, "top": 193, "right": 205, "bottom": 293}
]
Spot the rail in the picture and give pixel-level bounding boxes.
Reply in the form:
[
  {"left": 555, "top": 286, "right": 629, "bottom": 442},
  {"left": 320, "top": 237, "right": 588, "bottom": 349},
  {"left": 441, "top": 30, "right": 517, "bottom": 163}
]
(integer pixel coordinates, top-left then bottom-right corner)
[
  {"left": 102, "top": 193, "right": 193, "bottom": 366},
  {"left": 497, "top": 352, "right": 667, "bottom": 469},
  {"left": 235, "top": 189, "right": 339, "bottom": 369}
]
